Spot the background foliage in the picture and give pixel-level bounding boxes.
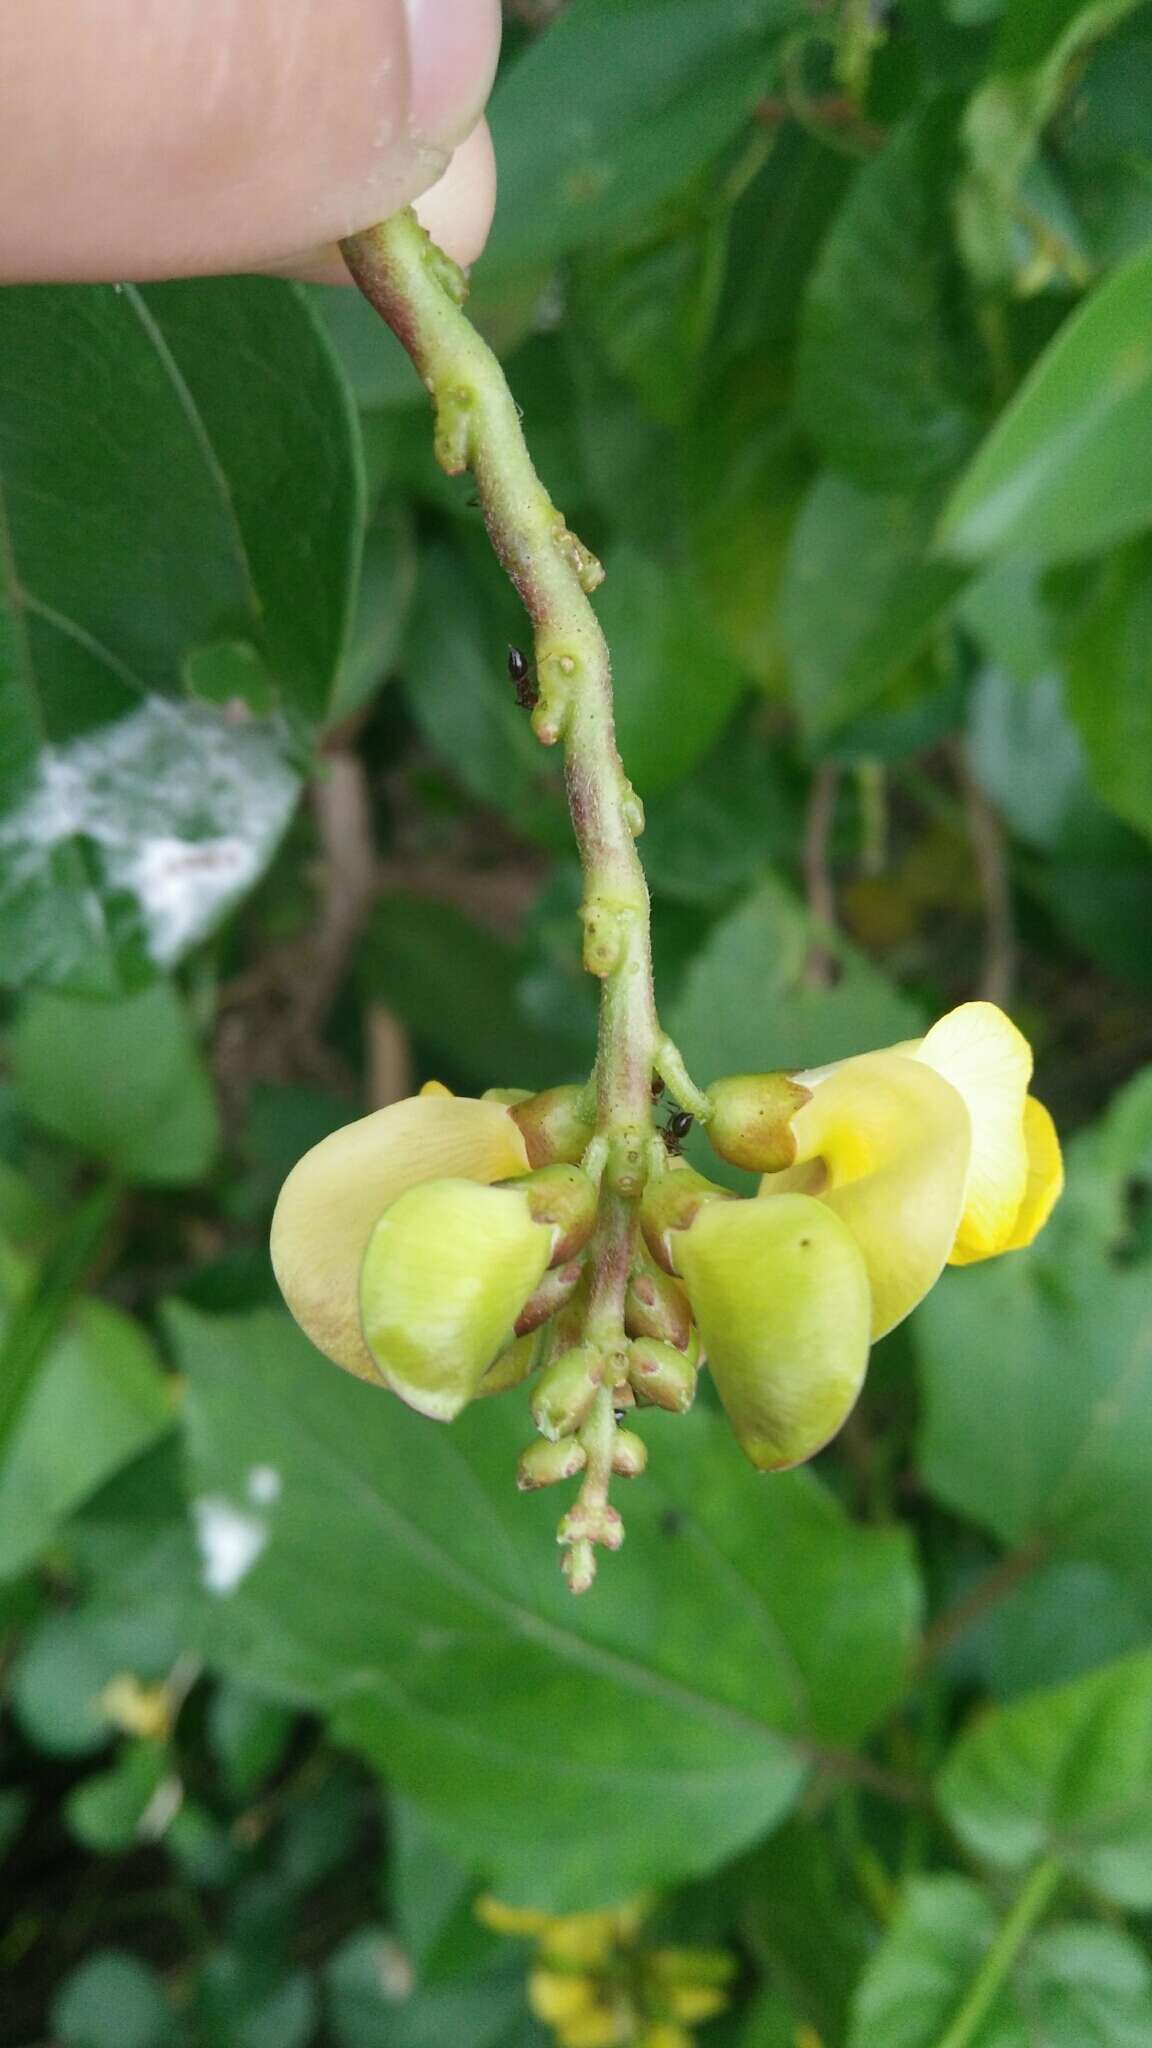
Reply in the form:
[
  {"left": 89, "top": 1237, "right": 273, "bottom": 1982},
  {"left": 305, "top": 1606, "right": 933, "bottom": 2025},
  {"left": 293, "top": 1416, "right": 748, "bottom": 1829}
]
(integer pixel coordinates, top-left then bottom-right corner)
[{"left": 4, "top": 0, "right": 1152, "bottom": 2041}]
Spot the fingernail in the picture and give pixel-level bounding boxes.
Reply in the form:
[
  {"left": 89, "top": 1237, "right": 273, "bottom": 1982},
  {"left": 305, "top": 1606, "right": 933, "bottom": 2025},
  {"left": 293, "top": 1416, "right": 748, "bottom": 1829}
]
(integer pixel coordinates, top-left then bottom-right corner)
[{"left": 404, "top": 0, "right": 501, "bottom": 145}]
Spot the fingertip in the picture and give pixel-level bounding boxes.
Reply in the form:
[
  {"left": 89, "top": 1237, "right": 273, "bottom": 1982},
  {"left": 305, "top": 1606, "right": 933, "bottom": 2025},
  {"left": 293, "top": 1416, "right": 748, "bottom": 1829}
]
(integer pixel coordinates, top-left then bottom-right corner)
[{"left": 268, "top": 119, "right": 496, "bottom": 286}]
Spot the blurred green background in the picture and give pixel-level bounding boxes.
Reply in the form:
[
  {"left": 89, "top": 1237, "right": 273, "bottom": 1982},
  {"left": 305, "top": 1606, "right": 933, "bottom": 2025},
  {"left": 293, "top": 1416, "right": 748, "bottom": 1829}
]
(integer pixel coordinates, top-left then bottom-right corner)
[{"left": 6, "top": 1, "right": 1152, "bottom": 2042}]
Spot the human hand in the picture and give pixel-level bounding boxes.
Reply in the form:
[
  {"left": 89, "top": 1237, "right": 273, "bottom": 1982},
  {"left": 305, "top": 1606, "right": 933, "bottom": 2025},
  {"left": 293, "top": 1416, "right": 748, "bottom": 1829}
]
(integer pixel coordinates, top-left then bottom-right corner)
[{"left": 0, "top": 0, "right": 501, "bottom": 284}]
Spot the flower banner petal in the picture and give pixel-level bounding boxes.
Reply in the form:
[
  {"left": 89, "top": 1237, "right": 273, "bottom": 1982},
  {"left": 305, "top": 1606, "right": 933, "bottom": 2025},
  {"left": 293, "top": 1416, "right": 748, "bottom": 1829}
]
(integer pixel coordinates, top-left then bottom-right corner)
[
  {"left": 913, "top": 1002, "right": 1032, "bottom": 1261},
  {"left": 270, "top": 1095, "right": 530, "bottom": 1378}
]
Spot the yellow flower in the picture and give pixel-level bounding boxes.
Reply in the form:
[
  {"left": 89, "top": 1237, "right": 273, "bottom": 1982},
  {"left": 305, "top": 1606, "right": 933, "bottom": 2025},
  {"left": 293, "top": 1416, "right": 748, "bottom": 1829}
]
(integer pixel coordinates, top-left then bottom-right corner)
[
  {"left": 270, "top": 1086, "right": 597, "bottom": 1418},
  {"left": 680, "top": 1003, "right": 1062, "bottom": 1470},
  {"left": 771, "top": 1002, "right": 1064, "bottom": 1330},
  {"left": 271, "top": 1086, "right": 531, "bottom": 1383}
]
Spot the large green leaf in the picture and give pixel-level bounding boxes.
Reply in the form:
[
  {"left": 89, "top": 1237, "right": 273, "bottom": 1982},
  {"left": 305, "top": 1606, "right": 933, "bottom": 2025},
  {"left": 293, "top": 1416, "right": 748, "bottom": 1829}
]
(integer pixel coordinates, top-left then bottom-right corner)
[
  {"left": 175, "top": 1305, "right": 919, "bottom": 1909},
  {"left": 668, "top": 874, "right": 924, "bottom": 1086},
  {"left": 798, "top": 110, "right": 981, "bottom": 489},
  {"left": 485, "top": 0, "right": 804, "bottom": 278},
  {"left": 0, "top": 1300, "right": 172, "bottom": 1581},
  {"left": 595, "top": 541, "right": 749, "bottom": 798},
  {"left": 1066, "top": 539, "right": 1152, "bottom": 840},
  {"left": 850, "top": 1877, "right": 1152, "bottom": 2046},
  {"left": 11, "top": 981, "right": 218, "bottom": 1185},
  {"left": 916, "top": 1206, "right": 1152, "bottom": 1607},
  {"left": 780, "top": 472, "right": 967, "bottom": 739},
  {"left": 940, "top": 237, "right": 1152, "bottom": 562},
  {"left": 0, "top": 279, "right": 361, "bottom": 991},
  {"left": 939, "top": 1654, "right": 1152, "bottom": 1908}
]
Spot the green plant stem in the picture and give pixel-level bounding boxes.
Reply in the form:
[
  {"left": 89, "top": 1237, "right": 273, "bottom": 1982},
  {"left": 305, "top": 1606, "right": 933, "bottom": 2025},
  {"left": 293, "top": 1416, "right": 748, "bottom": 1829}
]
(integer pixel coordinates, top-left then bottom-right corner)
[
  {"left": 935, "top": 1857, "right": 1063, "bottom": 2048},
  {"left": 341, "top": 211, "right": 692, "bottom": 1583}
]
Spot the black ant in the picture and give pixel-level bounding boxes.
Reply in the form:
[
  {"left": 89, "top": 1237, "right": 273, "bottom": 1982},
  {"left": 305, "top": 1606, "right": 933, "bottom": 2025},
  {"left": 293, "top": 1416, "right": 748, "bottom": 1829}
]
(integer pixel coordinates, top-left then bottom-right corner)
[
  {"left": 661, "top": 1109, "right": 695, "bottom": 1157},
  {"left": 506, "top": 645, "right": 538, "bottom": 711}
]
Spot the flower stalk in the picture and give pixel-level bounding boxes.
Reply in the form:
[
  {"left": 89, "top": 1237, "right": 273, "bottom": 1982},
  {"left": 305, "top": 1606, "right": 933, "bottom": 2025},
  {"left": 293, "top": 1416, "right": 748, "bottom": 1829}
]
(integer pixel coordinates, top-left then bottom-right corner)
[{"left": 341, "top": 210, "right": 677, "bottom": 1585}]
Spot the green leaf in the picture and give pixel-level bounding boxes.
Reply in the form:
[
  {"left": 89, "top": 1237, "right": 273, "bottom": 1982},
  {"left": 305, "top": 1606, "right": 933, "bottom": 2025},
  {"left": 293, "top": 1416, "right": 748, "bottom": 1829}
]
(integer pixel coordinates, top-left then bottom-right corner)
[
  {"left": 66, "top": 1737, "right": 170, "bottom": 1853},
  {"left": 733, "top": 1821, "right": 871, "bottom": 2045},
  {"left": 939, "top": 1653, "right": 1152, "bottom": 1908},
  {"left": 401, "top": 540, "right": 568, "bottom": 848},
  {"left": 208, "top": 1682, "right": 297, "bottom": 1805},
  {"left": 325, "top": 1934, "right": 534, "bottom": 2048},
  {"left": 798, "top": 110, "right": 981, "bottom": 488},
  {"left": 0, "top": 279, "right": 361, "bottom": 991},
  {"left": 327, "top": 500, "right": 417, "bottom": 725},
  {"left": 957, "top": 0, "right": 1142, "bottom": 287},
  {"left": 916, "top": 1183, "right": 1152, "bottom": 1606},
  {"left": 850, "top": 1876, "right": 1152, "bottom": 2046},
  {"left": 361, "top": 894, "right": 595, "bottom": 1092},
  {"left": 780, "top": 473, "right": 967, "bottom": 739},
  {"left": 52, "top": 1951, "right": 174, "bottom": 2048},
  {"left": 571, "top": 213, "right": 729, "bottom": 427},
  {"left": 11, "top": 980, "right": 218, "bottom": 1184},
  {"left": 485, "top": 0, "right": 804, "bottom": 279},
  {"left": 595, "top": 542, "right": 749, "bottom": 798},
  {"left": 967, "top": 669, "right": 1086, "bottom": 849},
  {"left": 940, "top": 237, "right": 1152, "bottom": 563},
  {"left": 668, "top": 874, "right": 924, "bottom": 1085},
  {"left": 175, "top": 1304, "right": 920, "bottom": 1909},
  {"left": 1066, "top": 539, "right": 1152, "bottom": 839},
  {"left": 0, "top": 1300, "right": 171, "bottom": 1580},
  {"left": 679, "top": 350, "right": 810, "bottom": 683}
]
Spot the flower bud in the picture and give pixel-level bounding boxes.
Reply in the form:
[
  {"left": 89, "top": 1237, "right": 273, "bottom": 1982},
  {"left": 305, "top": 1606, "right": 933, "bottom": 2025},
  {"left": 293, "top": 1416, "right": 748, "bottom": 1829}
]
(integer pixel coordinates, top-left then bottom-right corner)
[
  {"left": 675, "top": 1194, "right": 871, "bottom": 1470},
  {"left": 513, "top": 1164, "right": 599, "bottom": 1264},
  {"left": 531, "top": 1343, "right": 603, "bottom": 1440},
  {"left": 611, "top": 1429, "right": 648, "bottom": 1477},
  {"left": 358, "top": 1178, "right": 552, "bottom": 1421},
  {"left": 517, "top": 1437, "right": 588, "bottom": 1490},
  {"left": 639, "top": 1163, "right": 734, "bottom": 1274},
  {"left": 514, "top": 1259, "right": 585, "bottom": 1335},
  {"left": 704, "top": 1072, "right": 810, "bottom": 1173},
  {"left": 625, "top": 1258, "right": 694, "bottom": 1352},
  {"left": 510, "top": 1085, "right": 596, "bottom": 1167},
  {"left": 627, "top": 1338, "right": 697, "bottom": 1413}
]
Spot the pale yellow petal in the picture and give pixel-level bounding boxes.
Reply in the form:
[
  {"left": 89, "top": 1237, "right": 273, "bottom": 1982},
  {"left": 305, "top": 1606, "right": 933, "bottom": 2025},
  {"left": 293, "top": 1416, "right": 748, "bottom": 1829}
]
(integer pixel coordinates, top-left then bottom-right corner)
[
  {"left": 528, "top": 1971, "right": 599, "bottom": 2026},
  {"left": 474, "top": 1895, "right": 554, "bottom": 1938},
  {"left": 270, "top": 1096, "right": 529, "bottom": 1379},
  {"left": 765, "top": 1051, "right": 971, "bottom": 1338},
  {"left": 359, "top": 1180, "right": 551, "bottom": 1419},
  {"left": 912, "top": 1002, "right": 1032, "bottom": 1260},
  {"left": 952, "top": 1093, "right": 1064, "bottom": 1264},
  {"left": 676, "top": 1195, "right": 872, "bottom": 1470}
]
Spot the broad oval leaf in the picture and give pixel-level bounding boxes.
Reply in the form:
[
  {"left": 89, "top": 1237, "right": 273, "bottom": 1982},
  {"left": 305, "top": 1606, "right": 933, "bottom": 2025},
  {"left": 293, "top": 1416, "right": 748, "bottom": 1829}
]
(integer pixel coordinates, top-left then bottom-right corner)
[
  {"left": 939, "top": 237, "right": 1152, "bottom": 562},
  {"left": 174, "top": 1304, "right": 920, "bottom": 1909}
]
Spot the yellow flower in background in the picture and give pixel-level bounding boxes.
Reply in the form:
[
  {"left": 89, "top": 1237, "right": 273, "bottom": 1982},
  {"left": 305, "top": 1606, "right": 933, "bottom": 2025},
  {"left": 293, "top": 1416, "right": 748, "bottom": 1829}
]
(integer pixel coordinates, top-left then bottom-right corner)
[{"left": 476, "top": 1896, "right": 735, "bottom": 2048}]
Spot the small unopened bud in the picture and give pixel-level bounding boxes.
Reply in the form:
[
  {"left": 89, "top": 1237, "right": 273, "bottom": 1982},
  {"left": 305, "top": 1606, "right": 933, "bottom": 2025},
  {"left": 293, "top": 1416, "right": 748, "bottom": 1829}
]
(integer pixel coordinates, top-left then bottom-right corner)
[
  {"left": 517, "top": 1437, "right": 588, "bottom": 1490},
  {"left": 627, "top": 1338, "right": 698, "bottom": 1413},
  {"left": 640, "top": 1162, "right": 734, "bottom": 1274},
  {"left": 515, "top": 1259, "right": 585, "bottom": 1335},
  {"left": 611, "top": 1429, "right": 648, "bottom": 1477},
  {"left": 705, "top": 1072, "right": 810, "bottom": 1173},
  {"left": 625, "top": 1260, "right": 694, "bottom": 1351},
  {"left": 513, "top": 1164, "right": 598, "bottom": 1264},
  {"left": 510, "top": 1086, "right": 596, "bottom": 1168},
  {"left": 532, "top": 1343, "right": 603, "bottom": 1440}
]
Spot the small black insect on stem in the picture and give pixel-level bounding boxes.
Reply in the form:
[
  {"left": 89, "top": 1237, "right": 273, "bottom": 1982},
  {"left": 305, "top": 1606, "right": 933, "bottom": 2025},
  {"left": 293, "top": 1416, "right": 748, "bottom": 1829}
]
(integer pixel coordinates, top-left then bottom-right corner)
[
  {"left": 661, "top": 1109, "right": 695, "bottom": 1157},
  {"left": 507, "top": 645, "right": 538, "bottom": 711}
]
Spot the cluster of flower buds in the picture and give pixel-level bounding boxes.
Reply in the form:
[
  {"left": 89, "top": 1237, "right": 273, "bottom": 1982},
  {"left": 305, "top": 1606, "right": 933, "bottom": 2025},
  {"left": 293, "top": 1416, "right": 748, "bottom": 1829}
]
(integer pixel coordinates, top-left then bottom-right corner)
[{"left": 271, "top": 1004, "right": 1062, "bottom": 1584}]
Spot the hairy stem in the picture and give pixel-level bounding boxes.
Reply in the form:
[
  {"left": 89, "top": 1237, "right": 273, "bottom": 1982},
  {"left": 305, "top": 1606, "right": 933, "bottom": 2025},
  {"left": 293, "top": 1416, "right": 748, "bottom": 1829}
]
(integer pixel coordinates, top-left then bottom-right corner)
[{"left": 342, "top": 212, "right": 669, "bottom": 1584}]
